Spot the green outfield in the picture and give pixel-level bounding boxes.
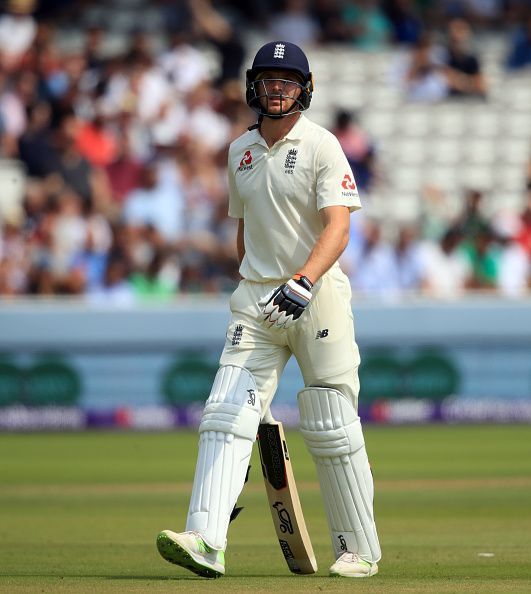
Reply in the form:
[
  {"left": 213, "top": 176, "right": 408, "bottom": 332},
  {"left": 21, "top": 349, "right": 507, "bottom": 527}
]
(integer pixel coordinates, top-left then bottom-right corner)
[{"left": 1, "top": 425, "right": 530, "bottom": 593}]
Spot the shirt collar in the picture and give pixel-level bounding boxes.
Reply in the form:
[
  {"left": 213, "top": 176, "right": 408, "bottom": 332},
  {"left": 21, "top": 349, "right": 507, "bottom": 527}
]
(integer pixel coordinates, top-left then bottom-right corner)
[
  {"left": 284, "top": 114, "right": 307, "bottom": 141},
  {"left": 247, "top": 127, "right": 268, "bottom": 149},
  {"left": 248, "top": 114, "right": 308, "bottom": 148}
]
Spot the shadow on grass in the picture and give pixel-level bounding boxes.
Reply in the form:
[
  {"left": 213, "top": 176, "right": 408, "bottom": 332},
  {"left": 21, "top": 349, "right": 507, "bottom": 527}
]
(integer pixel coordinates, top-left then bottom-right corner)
[{"left": 2, "top": 573, "right": 315, "bottom": 581}]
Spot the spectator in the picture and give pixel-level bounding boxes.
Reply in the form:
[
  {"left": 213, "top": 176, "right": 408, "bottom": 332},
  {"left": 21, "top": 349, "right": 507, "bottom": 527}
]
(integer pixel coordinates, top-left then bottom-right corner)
[
  {"left": 462, "top": 0, "right": 503, "bottom": 29},
  {"left": 0, "top": 0, "right": 37, "bottom": 72},
  {"left": 456, "top": 188, "right": 490, "bottom": 239},
  {"left": 443, "top": 18, "right": 487, "bottom": 98},
  {"left": 516, "top": 190, "right": 531, "bottom": 255},
  {"left": 75, "top": 115, "right": 119, "bottom": 167},
  {"left": 84, "top": 25, "right": 106, "bottom": 73},
  {"left": 420, "top": 184, "right": 458, "bottom": 241},
  {"left": 70, "top": 209, "right": 113, "bottom": 292},
  {"left": 419, "top": 228, "right": 471, "bottom": 298},
  {"left": 382, "top": 0, "right": 424, "bottom": 45},
  {"left": 159, "top": 29, "right": 211, "bottom": 96},
  {"left": 492, "top": 214, "right": 530, "bottom": 297},
  {"left": 506, "top": 15, "right": 531, "bottom": 69},
  {"left": 395, "top": 226, "right": 424, "bottom": 292},
  {"left": 87, "top": 251, "right": 135, "bottom": 307},
  {"left": 342, "top": 0, "right": 391, "bottom": 51},
  {"left": 130, "top": 247, "right": 179, "bottom": 300},
  {"left": 18, "top": 102, "right": 55, "bottom": 176},
  {"left": 51, "top": 188, "right": 88, "bottom": 279},
  {"left": 462, "top": 226, "right": 501, "bottom": 290},
  {"left": 0, "top": 71, "right": 27, "bottom": 148},
  {"left": 344, "top": 220, "right": 401, "bottom": 298},
  {"left": 0, "top": 218, "right": 29, "bottom": 295},
  {"left": 390, "top": 33, "right": 448, "bottom": 101},
  {"left": 312, "top": 0, "right": 350, "bottom": 43},
  {"left": 188, "top": 0, "right": 245, "bottom": 83},
  {"left": 268, "top": 0, "right": 320, "bottom": 47},
  {"left": 49, "top": 112, "right": 113, "bottom": 214},
  {"left": 183, "top": 81, "right": 231, "bottom": 153},
  {"left": 105, "top": 128, "right": 143, "bottom": 206},
  {"left": 123, "top": 160, "right": 185, "bottom": 242}
]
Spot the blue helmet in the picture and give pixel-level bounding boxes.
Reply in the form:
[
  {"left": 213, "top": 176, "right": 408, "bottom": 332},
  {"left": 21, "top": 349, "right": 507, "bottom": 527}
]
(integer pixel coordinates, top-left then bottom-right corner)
[{"left": 246, "top": 41, "right": 314, "bottom": 118}]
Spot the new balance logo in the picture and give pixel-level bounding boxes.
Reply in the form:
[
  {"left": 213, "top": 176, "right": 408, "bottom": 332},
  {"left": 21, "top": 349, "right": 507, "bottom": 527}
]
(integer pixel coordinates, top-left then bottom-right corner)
[
  {"left": 232, "top": 324, "right": 244, "bottom": 345},
  {"left": 315, "top": 329, "right": 329, "bottom": 339},
  {"left": 284, "top": 148, "right": 298, "bottom": 174},
  {"left": 273, "top": 43, "right": 285, "bottom": 59}
]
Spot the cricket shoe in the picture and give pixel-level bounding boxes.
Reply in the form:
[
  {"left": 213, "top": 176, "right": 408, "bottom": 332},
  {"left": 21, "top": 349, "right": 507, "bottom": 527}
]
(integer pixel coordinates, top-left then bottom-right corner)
[
  {"left": 329, "top": 552, "right": 378, "bottom": 578},
  {"left": 156, "top": 529, "right": 225, "bottom": 578}
]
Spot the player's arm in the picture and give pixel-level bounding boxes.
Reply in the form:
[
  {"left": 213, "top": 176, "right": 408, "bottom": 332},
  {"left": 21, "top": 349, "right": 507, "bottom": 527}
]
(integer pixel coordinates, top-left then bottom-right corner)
[
  {"left": 259, "top": 206, "right": 350, "bottom": 330},
  {"left": 237, "top": 218, "right": 245, "bottom": 266},
  {"left": 296, "top": 205, "right": 350, "bottom": 285}
]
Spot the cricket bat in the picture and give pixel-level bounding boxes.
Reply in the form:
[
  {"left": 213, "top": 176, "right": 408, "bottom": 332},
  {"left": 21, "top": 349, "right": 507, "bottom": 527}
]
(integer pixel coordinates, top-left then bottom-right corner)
[{"left": 257, "top": 421, "right": 317, "bottom": 574}]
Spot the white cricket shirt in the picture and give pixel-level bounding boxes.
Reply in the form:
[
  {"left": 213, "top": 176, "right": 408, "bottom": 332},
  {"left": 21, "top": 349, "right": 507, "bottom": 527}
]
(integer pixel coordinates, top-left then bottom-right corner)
[{"left": 228, "top": 115, "right": 361, "bottom": 282}]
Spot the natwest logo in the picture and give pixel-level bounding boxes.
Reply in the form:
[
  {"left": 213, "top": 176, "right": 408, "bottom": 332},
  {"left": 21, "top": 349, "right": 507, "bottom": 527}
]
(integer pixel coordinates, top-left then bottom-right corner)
[
  {"left": 341, "top": 174, "right": 356, "bottom": 190},
  {"left": 238, "top": 150, "right": 253, "bottom": 171}
]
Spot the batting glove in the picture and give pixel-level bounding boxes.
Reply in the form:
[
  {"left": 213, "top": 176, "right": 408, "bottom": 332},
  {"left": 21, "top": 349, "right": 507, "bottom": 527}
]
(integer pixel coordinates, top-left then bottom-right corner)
[{"left": 259, "top": 274, "right": 313, "bottom": 329}]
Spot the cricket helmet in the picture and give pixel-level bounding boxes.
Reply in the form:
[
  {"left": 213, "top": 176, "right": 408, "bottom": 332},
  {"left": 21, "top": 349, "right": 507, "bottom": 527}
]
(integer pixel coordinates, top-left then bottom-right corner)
[{"left": 246, "top": 41, "right": 313, "bottom": 118}]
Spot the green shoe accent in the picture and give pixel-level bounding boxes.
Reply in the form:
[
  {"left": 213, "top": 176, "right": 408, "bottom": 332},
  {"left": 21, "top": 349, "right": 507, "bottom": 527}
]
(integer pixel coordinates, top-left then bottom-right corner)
[{"left": 156, "top": 532, "right": 224, "bottom": 579}]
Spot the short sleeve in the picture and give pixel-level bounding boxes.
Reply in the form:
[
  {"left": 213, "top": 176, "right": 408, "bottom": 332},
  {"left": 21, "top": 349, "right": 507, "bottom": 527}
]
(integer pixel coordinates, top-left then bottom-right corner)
[
  {"left": 315, "top": 132, "right": 362, "bottom": 213},
  {"left": 227, "top": 147, "right": 244, "bottom": 218}
]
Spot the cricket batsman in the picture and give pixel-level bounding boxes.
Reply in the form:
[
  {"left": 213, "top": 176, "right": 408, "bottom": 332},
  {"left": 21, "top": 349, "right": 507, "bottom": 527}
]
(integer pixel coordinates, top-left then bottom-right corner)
[{"left": 157, "top": 41, "right": 381, "bottom": 578}]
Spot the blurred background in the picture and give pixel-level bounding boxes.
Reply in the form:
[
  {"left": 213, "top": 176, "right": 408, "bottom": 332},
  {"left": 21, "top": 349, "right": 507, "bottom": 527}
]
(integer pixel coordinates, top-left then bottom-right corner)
[{"left": 0, "top": 0, "right": 530, "bottom": 429}]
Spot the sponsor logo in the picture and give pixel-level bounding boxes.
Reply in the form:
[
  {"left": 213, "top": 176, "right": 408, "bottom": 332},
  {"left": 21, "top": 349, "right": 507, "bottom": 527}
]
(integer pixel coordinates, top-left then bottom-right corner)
[
  {"left": 238, "top": 150, "right": 253, "bottom": 171},
  {"left": 315, "top": 329, "right": 329, "bottom": 339},
  {"left": 338, "top": 534, "right": 347, "bottom": 552},
  {"left": 273, "top": 501, "right": 294, "bottom": 534},
  {"left": 279, "top": 539, "right": 295, "bottom": 560},
  {"left": 341, "top": 173, "right": 357, "bottom": 197},
  {"left": 341, "top": 174, "right": 356, "bottom": 190},
  {"left": 284, "top": 148, "right": 298, "bottom": 174},
  {"left": 273, "top": 43, "right": 286, "bottom": 59},
  {"left": 232, "top": 323, "right": 244, "bottom": 346},
  {"left": 279, "top": 540, "right": 302, "bottom": 573},
  {"left": 247, "top": 389, "right": 256, "bottom": 406}
]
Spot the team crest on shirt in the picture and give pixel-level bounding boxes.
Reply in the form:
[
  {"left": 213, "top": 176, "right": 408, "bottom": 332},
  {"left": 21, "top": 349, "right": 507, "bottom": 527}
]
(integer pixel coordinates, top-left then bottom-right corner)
[
  {"left": 238, "top": 150, "right": 253, "bottom": 171},
  {"left": 284, "top": 148, "right": 298, "bottom": 174},
  {"left": 341, "top": 173, "right": 357, "bottom": 196}
]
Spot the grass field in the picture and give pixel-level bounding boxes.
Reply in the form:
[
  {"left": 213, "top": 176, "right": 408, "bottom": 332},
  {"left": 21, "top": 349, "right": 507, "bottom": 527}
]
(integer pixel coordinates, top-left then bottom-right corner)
[{"left": 1, "top": 425, "right": 531, "bottom": 593}]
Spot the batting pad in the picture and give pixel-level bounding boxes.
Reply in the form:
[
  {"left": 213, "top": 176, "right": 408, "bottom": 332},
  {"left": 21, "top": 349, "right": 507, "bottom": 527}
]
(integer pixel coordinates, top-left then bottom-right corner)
[
  {"left": 298, "top": 387, "right": 381, "bottom": 563},
  {"left": 186, "top": 365, "right": 261, "bottom": 550}
]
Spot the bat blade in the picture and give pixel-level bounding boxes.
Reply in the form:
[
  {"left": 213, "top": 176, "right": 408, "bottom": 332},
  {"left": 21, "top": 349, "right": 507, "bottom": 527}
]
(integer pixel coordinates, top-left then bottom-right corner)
[{"left": 257, "top": 422, "right": 317, "bottom": 574}]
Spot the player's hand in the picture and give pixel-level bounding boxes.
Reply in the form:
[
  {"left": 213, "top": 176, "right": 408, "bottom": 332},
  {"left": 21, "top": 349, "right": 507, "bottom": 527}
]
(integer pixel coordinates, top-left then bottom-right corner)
[{"left": 259, "top": 275, "right": 313, "bottom": 329}]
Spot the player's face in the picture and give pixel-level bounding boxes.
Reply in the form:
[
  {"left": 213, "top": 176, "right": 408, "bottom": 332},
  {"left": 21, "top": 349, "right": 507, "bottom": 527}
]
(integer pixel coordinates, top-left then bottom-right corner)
[{"left": 255, "top": 70, "right": 303, "bottom": 116}]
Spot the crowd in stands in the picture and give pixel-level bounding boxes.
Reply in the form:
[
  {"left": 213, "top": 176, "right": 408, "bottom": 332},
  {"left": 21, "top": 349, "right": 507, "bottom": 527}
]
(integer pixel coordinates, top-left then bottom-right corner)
[{"left": 0, "top": 0, "right": 529, "bottom": 302}]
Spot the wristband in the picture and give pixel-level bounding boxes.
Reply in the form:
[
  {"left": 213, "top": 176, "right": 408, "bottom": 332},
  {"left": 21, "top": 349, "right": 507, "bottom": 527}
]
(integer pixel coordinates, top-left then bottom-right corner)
[{"left": 293, "top": 274, "right": 313, "bottom": 292}]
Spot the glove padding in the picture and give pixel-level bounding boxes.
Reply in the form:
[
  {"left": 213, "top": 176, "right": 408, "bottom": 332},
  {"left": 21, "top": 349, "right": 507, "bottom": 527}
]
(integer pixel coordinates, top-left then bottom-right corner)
[{"left": 259, "top": 277, "right": 313, "bottom": 329}]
